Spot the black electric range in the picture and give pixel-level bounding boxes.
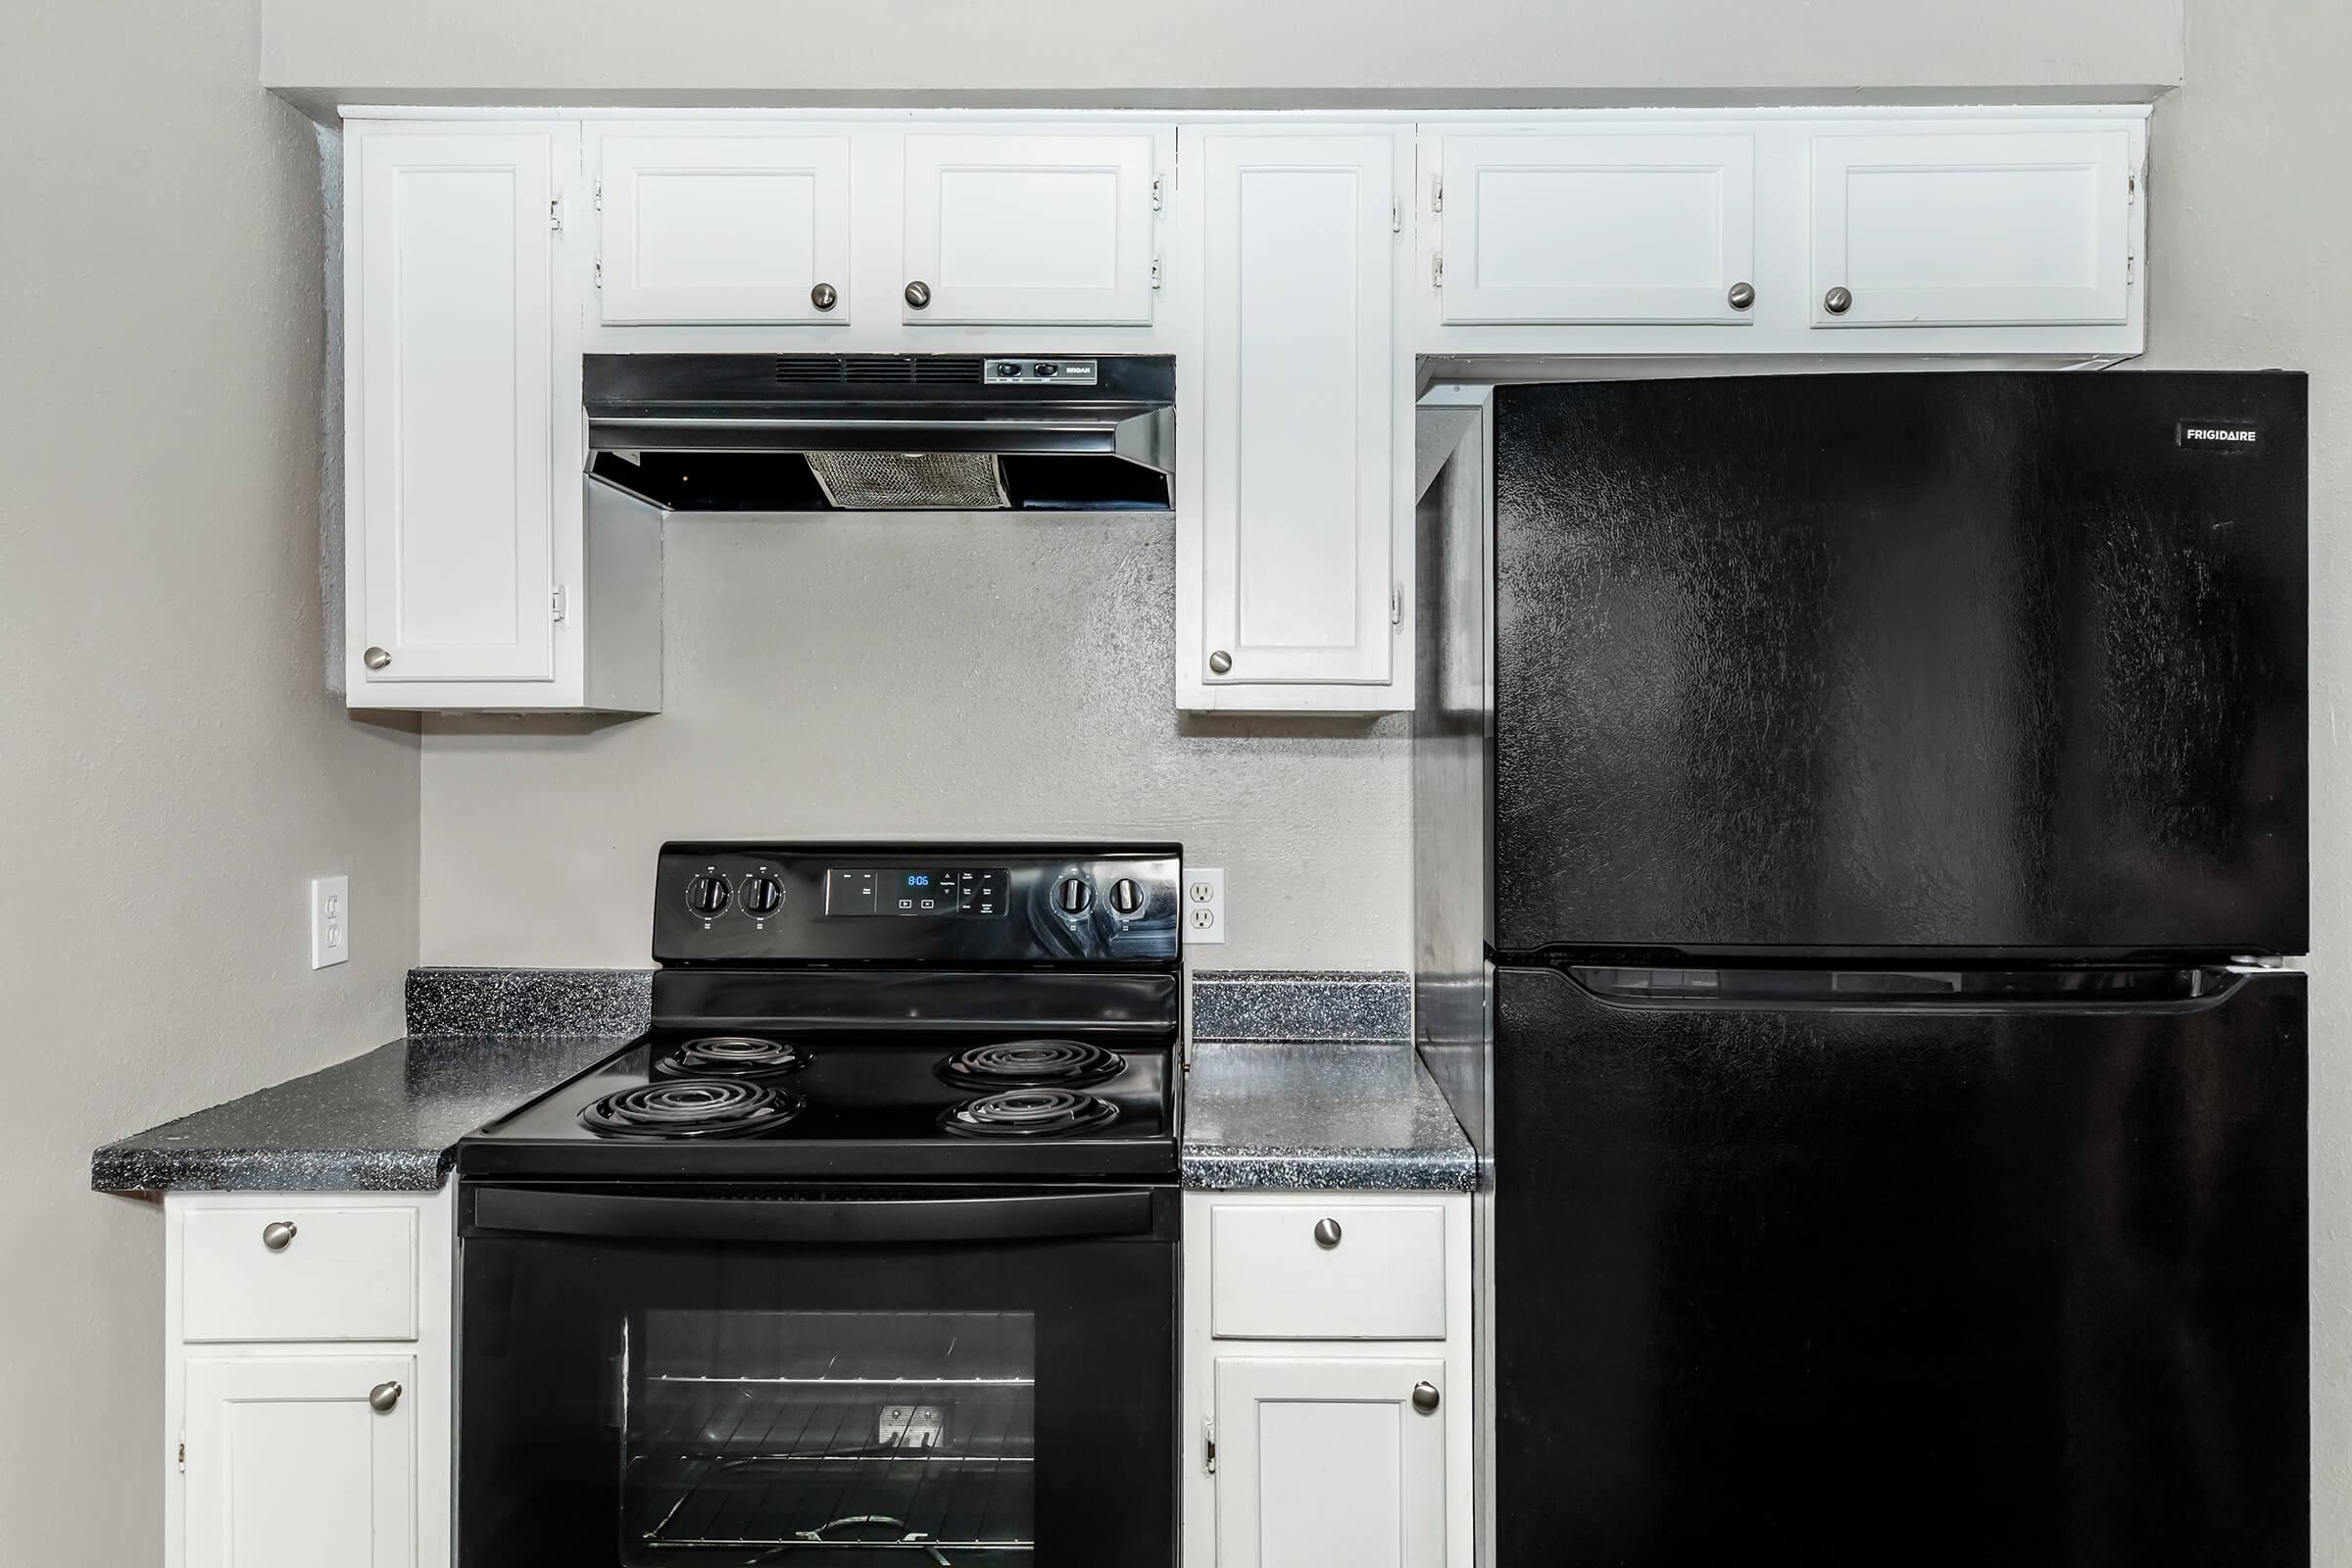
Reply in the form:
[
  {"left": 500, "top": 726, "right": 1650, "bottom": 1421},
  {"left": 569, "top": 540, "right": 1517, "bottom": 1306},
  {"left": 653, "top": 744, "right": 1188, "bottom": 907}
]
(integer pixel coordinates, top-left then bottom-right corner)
[
  {"left": 458, "top": 843, "right": 1184, "bottom": 1182},
  {"left": 455, "top": 843, "right": 1187, "bottom": 1568}
]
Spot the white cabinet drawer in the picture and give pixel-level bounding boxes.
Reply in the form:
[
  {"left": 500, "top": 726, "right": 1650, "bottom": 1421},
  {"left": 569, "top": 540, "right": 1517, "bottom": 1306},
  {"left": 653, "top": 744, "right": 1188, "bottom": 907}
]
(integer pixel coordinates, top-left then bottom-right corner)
[
  {"left": 1210, "top": 1202, "right": 1446, "bottom": 1340},
  {"left": 181, "top": 1206, "right": 419, "bottom": 1344}
]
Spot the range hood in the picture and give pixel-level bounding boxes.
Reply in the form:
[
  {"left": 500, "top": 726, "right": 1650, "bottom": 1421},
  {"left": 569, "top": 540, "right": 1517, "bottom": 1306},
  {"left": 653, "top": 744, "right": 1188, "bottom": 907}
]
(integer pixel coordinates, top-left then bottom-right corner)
[{"left": 585, "top": 353, "right": 1175, "bottom": 513}]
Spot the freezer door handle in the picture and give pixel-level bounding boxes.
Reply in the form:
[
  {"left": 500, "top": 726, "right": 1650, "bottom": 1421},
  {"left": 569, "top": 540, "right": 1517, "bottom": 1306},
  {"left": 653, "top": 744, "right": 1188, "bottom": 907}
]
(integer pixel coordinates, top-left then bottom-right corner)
[
  {"left": 1561, "top": 963, "right": 2251, "bottom": 1014},
  {"left": 466, "top": 1185, "right": 1159, "bottom": 1245}
]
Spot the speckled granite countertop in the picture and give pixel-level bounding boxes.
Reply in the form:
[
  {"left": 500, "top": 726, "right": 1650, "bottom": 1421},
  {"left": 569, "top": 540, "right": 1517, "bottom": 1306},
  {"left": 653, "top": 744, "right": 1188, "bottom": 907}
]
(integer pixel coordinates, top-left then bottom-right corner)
[
  {"left": 89, "top": 1035, "right": 633, "bottom": 1194},
  {"left": 90, "top": 967, "right": 1473, "bottom": 1195},
  {"left": 1181, "top": 1043, "right": 1479, "bottom": 1192}
]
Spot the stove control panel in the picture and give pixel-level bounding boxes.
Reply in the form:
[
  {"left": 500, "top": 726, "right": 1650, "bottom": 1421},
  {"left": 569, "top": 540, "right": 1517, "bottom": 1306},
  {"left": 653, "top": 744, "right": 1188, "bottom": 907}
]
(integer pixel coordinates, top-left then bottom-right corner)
[{"left": 655, "top": 843, "right": 1182, "bottom": 966}]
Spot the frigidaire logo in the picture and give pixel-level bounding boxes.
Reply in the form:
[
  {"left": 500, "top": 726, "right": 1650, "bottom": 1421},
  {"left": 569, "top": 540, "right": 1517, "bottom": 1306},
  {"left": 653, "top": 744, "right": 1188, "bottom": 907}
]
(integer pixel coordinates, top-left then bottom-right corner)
[{"left": 2179, "top": 420, "right": 2262, "bottom": 451}]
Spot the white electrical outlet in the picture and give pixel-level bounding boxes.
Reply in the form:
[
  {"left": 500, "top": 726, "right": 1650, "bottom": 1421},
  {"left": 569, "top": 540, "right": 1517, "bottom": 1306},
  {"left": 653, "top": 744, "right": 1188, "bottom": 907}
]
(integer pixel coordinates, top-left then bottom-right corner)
[
  {"left": 1185, "top": 867, "right": 1226, "bottom": 945},
  {"left": 311, "top": 875, "right": 350, "bottom": 969}
]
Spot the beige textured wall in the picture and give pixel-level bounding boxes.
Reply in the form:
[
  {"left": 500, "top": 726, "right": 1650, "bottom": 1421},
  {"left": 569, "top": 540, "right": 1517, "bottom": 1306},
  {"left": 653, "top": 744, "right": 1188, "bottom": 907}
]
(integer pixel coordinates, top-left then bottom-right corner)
[
  {"left": 2144, "top": 1, "right": 2352, "bottom": 1546},
  {"left": 416, "top": 514, "right": 1412, "bottom": 970},
  {"left": 0, "top": 3, "right": 421, "bottom": 1563}
]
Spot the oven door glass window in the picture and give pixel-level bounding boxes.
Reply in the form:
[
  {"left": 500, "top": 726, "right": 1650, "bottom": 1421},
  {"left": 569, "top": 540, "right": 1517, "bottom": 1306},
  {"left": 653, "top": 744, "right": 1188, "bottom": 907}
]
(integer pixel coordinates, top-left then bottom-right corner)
[{"left": 629, "top": 1310, "right": 1036, "bottom": 1560}]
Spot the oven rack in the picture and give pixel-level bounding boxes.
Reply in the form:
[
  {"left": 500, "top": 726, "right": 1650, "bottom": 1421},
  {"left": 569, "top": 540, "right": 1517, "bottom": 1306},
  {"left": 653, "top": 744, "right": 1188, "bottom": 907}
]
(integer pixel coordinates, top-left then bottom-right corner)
[{"left": 635, "top": 1382, "right": 1036, "bottom": 1555}]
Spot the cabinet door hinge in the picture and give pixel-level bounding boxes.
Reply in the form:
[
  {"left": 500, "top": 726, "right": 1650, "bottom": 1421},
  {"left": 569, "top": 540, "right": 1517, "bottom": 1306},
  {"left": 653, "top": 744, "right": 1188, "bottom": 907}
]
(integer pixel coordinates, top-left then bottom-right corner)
[
  {"left": 1431, "top": 174, "right": 1443, "bottom": 214},
  {"left": 1203, "top": 1418, "right": 1217, "bottom": 1475},
  {"left": 1392, "top": 582, "right": 1403, "bottom": 626},
  {"left": 551, "top": 585, "right": 568, "bottom": 623},
  {"left": 593, "top": 178, "right": 603, "bottom": 212},
  {"left": 1392, "top": 201, "right": 1402, "bottom": 234},
  {"left": 550, "top": 195, "right": 564, "bottom": 234},
  {"left": 1431, "top": 252, "right": 1444, "bottom": 288},
  {"left": 594, "top": 258, "right": 603, "bottom": 288},
  {"left": 1151, "top": 257, "right": 1162, "bottom": 290},
  {"left": 176, "top": 1434, "right": 185, "bottom": 1473},
  {"left": 1152, "top": 173, "right": 1164, "bottom": 213}
]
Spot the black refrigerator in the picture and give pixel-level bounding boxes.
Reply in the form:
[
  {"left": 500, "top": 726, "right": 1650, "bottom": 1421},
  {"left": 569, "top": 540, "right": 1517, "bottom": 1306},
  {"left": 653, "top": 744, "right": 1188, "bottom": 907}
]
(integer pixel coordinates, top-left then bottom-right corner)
[{"left": 1412, "top": 371, "right": 2309, "bottom": 1567}]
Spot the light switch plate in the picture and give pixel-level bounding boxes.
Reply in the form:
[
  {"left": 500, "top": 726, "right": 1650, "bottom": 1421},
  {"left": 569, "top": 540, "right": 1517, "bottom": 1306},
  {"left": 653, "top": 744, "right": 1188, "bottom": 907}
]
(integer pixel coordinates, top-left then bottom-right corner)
[
  {"left": 311, "top": 875, "right": 350, "bottom": 968},
  {"left": 1184, "top": 867, "right": 1226, "bottom": 945}
]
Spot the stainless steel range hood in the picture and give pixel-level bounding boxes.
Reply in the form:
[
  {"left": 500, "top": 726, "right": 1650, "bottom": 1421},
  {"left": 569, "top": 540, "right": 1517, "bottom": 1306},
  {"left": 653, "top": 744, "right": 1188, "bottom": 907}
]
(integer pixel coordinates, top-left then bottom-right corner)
[{"left": 585, "top": 353, "right": 1176, "bottom": 513}]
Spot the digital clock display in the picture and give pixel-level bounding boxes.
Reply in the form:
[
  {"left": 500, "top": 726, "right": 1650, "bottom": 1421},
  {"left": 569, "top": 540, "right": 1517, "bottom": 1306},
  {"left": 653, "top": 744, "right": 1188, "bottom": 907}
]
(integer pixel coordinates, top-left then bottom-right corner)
[{"left": 825, "top": 867, "right": 1007, "bottom": 918}]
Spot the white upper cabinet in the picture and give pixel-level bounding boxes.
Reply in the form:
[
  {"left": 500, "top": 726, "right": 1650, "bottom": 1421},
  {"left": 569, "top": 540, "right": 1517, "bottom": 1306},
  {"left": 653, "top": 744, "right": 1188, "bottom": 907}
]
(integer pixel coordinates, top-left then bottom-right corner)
[
  {"left": 352, "top": 128, "right": 561, "bottom": 687},
  {"left": 1184, "top": 126, "right": 1408, "bottom": 703},
  {"left": 1437, "top": 131, "right": 1757, "bottom": 324},
  {"left": 594, "top": 130, "right": 852, "bottom": 324},
  {"left": 901, "top": 128, "right": 1168, "bottom": 324},
  {"left": 183, "top": 1355, "right": 416, "bottom": 1568},
  {"left": 1809, "top": 128, "right": 2134, "bottom": 327},
  {"left": 345, "top": 121, "right": 659, "bottom": 713}
]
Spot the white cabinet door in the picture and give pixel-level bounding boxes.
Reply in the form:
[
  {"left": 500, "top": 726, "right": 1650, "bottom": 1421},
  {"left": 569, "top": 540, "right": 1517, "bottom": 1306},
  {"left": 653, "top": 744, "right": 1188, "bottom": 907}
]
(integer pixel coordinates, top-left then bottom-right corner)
[
  {"left": 901, "top": 129, "right": 1164, "bottom": 323},
  {"left": 1214, "top": 1357, "right": 1446, "bottom": 1568},
  {"left": 1810, "top": 129, "right": 2133, "bottom": 327},
  {"left": 354, "top": 130, "right": 559, "bottom": 685},
  {"left": 1196, "top": 129, "right": 1400, "bottom": 689},
  {"left": 1438, "top": 131, "right": 1756, "bottom": 323},
  {"left": 183, "top": 1356, "right": 416, "bottom": 1568},
  {"left": 595, "top": 132, "right": 852, "bottom": 323}
]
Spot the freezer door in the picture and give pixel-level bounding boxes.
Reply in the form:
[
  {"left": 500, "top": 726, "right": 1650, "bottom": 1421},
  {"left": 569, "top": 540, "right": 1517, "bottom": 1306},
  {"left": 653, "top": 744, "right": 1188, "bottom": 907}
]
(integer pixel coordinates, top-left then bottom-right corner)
[
  {"left": 1494, "top": 370, "right": 2307, "bottom": 956},
  {"left": 1493, "top": 963, "right": 2307, "bottom": 1568}
]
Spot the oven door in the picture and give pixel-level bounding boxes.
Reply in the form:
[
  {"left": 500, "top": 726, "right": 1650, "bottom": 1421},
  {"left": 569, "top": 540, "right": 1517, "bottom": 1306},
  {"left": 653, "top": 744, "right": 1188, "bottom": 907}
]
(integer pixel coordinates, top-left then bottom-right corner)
[{"left": 458, "top": 1184, "right": 1178, "bottom": 1567}]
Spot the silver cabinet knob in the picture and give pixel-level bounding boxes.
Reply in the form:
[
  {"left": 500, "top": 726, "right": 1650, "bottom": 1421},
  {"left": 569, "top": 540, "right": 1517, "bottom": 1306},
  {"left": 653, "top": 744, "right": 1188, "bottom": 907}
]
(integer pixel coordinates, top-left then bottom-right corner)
[
  {"left": 809, "top": 282, "right": 838, "bottom": 312},
  {"left": 1727, "top": 280, "right": 1755, "bottom": 311},
  {"left": 368, "top": 1381, "right": 402, "bottom": 1413},
  {"left": 1824, "top": 286, "right": 1853, "bottom": 316},
  {"left": 1313, "top": 1217, "right": 1343, "bottom": 1249},
  {"left": 905, "top": 280, "right": 932, "bottom": 310},
  {"left": 1207, "top": 650, "right": 1233, "bottom": 675},
  {"left": 261, "top": 1221, "right": 297, "bottom": 1251},
  {"left": 362, "top": 647, "right": 391, "bottom": 671},
  {"left": 1411, "top": 1381, "right": 1441, "bottom": 1414}
]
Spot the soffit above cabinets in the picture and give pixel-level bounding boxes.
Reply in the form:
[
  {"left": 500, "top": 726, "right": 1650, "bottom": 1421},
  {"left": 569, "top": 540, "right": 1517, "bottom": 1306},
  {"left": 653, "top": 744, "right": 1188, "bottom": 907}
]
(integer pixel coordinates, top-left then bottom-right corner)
[{"left": 336, "top": 106, "right": 2148, "bottom": 715}]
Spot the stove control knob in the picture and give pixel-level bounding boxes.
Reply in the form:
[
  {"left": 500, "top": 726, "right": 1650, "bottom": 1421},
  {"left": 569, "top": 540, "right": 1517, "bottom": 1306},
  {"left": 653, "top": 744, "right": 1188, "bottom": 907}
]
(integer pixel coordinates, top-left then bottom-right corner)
[
  {"left": 1054, "top": 876, "right": 1095, "bottom": 916},
  {"left": 741, "top": 874, "right": 784, "bottom": 917},
  {"left": 686, "top": 873, "right": 731, "bottom": 917},
  {"left": 1108, "top": 877, "right": 1145, "bottom": 916}
]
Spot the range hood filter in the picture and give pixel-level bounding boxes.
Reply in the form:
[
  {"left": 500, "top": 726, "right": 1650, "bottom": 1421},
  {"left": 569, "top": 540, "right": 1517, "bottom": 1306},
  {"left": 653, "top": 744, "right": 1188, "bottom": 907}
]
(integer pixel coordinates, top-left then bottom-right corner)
[{"left": 806, "top": 451, "right": 1010, "bottom": 511}]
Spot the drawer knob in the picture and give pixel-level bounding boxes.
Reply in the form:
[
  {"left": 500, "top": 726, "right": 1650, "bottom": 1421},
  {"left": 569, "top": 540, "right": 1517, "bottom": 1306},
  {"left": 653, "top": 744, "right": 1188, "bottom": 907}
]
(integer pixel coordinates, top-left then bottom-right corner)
[
  {"left": 1312, "top": 1217, "right": 1343, "bottom": 1249},
  {"left": 905, "top": 280, "right": 932, "bottom": 310},
  {"left": 1411, "top": 1381, "right": 1441, "bottom": 1414},
  {"left": 368, "top": 1381, "right": 403, "bottom": 1413},
  {"left": 1727, "top": 280, "right": 1755, "bottom": 311},
  {"left": 1824, "top": 285, "right": 1853, "bottom": 316},
  {"left": 809, "top": 281, "right": 838, "bottom": 312},
  {"left": 261, "top": 1221, "right": 298, "bottom": 1251}
]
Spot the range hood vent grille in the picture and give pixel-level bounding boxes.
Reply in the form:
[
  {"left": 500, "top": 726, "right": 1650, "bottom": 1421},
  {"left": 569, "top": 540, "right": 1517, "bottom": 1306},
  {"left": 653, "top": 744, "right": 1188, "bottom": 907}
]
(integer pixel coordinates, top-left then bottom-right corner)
[{"left": 773, "top": 355, "right": 985, "bottom": 386}]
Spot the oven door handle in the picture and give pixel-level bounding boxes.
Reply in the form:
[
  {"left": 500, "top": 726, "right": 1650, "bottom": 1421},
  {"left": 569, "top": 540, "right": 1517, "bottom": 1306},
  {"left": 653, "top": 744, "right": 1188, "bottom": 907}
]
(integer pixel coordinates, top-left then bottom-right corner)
[{"left": 466, "top": 1186, "right": 1159, "bottom": 1245}]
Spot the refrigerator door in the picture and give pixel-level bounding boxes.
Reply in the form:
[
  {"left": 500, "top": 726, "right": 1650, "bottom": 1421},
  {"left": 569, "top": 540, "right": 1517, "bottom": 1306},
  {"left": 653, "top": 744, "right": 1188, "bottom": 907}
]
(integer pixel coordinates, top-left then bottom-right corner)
[
  {"left": 1493, "top": 962, "right": 2307, "bottom": 1568},
  {"left": 1494, "top": 371, "right": 2307, "bottom": 957}
]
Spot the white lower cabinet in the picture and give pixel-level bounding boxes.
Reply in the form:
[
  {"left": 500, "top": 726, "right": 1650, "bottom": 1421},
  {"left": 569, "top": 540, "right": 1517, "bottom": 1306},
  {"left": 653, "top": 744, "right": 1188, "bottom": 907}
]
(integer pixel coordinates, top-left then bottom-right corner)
[
  {"left": 183, "top": 1355, "right": 416, "bottom": 1568},
  {"left": 167, "top": 1189, "right": 453, "bottom": 1568},
  {"left": 1213, "top": 1357, "right": 1447, "bottom": 1568},
  {"left": 1185, "top": 1192, "right": 1473, "bottom": 1568}
]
